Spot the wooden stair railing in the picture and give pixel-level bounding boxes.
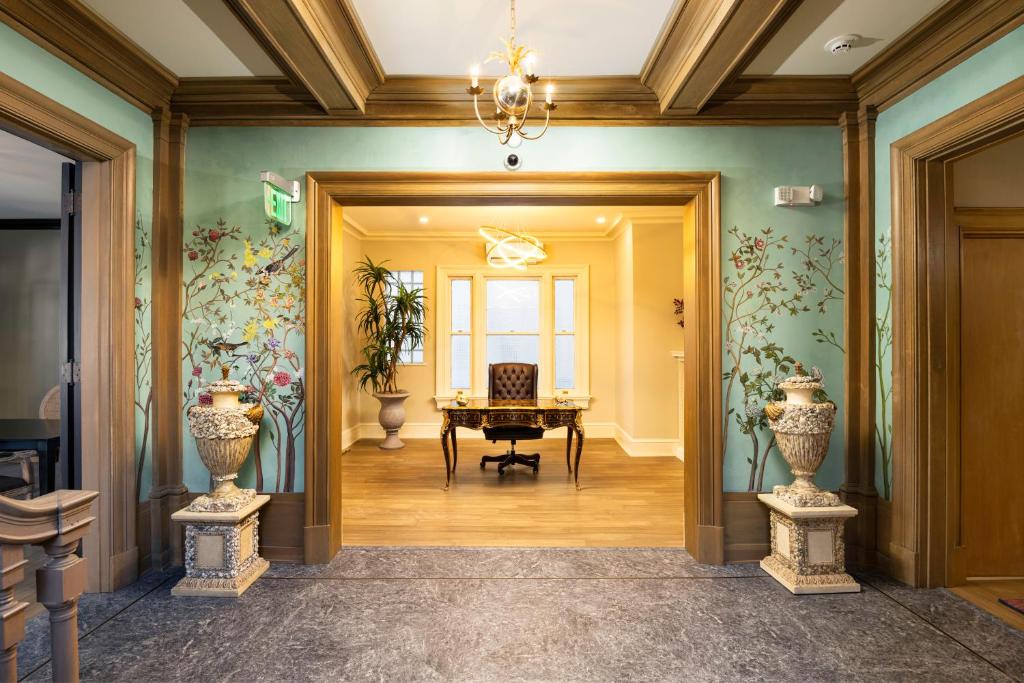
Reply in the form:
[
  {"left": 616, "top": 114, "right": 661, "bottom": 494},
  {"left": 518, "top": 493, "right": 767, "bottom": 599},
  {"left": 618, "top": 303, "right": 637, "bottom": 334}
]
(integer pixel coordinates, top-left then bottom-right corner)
[{"left": 0, "top": 489, "right": 98, "bottom": 683}]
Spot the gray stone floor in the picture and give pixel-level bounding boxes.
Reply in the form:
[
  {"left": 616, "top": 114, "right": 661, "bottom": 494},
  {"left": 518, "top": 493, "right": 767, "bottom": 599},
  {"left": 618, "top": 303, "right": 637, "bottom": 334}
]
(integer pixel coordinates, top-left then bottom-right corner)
[{"left": 18, "top": 548, "right": 1024, "bottom": 682}]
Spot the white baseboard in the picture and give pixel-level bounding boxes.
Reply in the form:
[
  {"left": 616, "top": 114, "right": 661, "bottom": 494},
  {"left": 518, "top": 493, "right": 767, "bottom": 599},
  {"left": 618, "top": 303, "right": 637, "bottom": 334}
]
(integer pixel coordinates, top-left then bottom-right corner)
[
  {"left": 350, "top": 421, "right": 680, "bottom": 459},
  {"left": 613, "top": 425, "right": 683, "bottom": 459}
]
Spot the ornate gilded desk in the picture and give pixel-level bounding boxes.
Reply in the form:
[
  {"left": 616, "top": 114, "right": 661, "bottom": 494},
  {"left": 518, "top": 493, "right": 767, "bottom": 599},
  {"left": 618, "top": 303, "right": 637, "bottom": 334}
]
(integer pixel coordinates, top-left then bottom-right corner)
[{"left": 440, "top": 399, "right": 584, "bottom": 491}]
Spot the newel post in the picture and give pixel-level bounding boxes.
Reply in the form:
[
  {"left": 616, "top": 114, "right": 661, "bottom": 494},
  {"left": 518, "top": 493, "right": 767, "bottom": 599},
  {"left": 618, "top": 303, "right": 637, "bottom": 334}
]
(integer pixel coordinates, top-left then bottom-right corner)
[{"left": 37, "top": 533, "right": 88, "bottom": 683}]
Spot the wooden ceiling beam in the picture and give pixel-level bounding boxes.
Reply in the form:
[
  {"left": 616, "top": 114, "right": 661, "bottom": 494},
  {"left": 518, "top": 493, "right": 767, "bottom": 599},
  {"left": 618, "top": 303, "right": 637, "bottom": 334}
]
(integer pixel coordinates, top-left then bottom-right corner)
[
  {"left": 0, "top": 0, "right": 177, "bottom": 112},
  {"left": 173, "top": 75, "right": 855, "bottom": 127},
  {"left": 641, "top": 0, "right": 801, "bottom": 114},
  {"left": 223, "top": 0, "right": 384, "bottom": 114}
]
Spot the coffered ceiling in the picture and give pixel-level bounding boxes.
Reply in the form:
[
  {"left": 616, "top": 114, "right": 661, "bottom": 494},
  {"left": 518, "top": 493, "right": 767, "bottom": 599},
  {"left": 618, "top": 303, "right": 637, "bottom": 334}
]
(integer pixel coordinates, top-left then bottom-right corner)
[
  {"left": 3, "top": 0, "right": 1020, "bottom": 125},
  {"left": 349, "top": 0, "right": 677, "bottom": 77}
]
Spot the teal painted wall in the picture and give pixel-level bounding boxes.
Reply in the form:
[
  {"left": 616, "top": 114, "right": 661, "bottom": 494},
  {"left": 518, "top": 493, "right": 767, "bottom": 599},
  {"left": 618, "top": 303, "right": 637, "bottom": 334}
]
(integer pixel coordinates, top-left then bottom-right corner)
[
  {"left": 873, "top": 25, "right": 1024, "bottom": 498},
  {"left": 0, "top": 23, "right": 155, "bottom": 500},
  {"left": 184, "top": 125, "right": 847, "bottom": 494}
]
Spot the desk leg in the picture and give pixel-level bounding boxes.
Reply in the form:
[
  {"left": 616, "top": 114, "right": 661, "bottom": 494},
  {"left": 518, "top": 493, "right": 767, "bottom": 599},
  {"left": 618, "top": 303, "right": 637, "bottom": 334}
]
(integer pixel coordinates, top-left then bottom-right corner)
[
  {"left": 451, "top": 428, "right": 458, "bottom": 471},
  {"left": 565, "top": 428, "right": 573, "bottom": 473},
  {"left": 573, "top": 425, "right": 584, "bottom": 491},
  {"left": 43, "top": 439, "right": 57, "bottom": 494},
  {"left": 440, "top": 427, "right": 452, "bottom": 491}
]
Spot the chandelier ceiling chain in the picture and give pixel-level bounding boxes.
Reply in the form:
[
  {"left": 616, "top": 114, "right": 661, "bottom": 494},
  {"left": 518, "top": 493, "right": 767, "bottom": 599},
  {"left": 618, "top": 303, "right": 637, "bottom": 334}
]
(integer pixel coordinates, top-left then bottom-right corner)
[{"left": 467, "top": 0, "right": 556, "bottom": 146}]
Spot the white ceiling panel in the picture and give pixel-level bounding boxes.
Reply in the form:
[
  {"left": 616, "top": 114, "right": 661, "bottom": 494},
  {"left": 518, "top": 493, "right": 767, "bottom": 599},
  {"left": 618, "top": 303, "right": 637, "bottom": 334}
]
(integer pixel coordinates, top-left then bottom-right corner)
[
  {"left": 82, "top": 0, "right": 280, "bottom": 77},
  {"left": 0, "top": 130, "right": 72, "bottom": 220},
  {"left": 344, "top": 205, "right": 682, "bottom": 238},
  {"left": 349, "top": 0, "right": 677, "bottom": 77},
  {"left": 744, "top": 0, "right": 945, "bottom": 76}
]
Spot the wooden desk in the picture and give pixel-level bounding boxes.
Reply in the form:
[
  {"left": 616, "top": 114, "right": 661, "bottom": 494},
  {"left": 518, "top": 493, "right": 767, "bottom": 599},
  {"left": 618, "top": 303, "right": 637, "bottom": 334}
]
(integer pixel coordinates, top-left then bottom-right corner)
[
  {"left": 0, "top": 419, "right": 60, "bottom": 494},
  {"left": 440, "top": 399, "right": 584, "bottom": 491}
]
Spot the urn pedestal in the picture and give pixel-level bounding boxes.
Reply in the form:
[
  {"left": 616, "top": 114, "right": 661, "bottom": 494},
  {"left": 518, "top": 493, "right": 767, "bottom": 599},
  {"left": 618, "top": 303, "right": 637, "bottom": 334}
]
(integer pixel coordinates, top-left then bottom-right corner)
[
  {"left": 171, "top": 494, "right": 270, "bottom": 598},
  {"left": 758, "top": 494, "right": 860, "bottom": 594}
]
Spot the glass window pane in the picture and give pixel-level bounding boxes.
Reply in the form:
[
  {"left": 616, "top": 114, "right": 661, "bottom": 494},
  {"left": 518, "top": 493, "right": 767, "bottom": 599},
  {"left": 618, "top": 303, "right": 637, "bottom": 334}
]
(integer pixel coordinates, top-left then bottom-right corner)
[
  {"left": 451, "top": 335, "right": 471, "bottom": 389},
  {"left": 554, "top": 279, "right": 575, "bottom": 332},
  {"left": 486, "top": 279, "right": 539, "bottom": 332},
  {"left": 554, "top": 335, "right": 575, "bottom": 389},
  {"left": 451, "top": 279, "right": 471, "bottom": 332},
  {"left": 486, "top": 335, "right": 539, "bottom": 365}
]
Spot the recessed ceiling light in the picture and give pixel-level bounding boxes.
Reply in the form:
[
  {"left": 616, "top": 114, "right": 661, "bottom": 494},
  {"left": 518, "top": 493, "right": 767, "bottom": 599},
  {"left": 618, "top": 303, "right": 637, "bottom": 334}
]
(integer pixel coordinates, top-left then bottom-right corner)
[
  {"left": 595, "top": 216, "right": 607, "bottom": 225},
  {"left": 418, "top": 216, "right": 429, "bottom": 224}
]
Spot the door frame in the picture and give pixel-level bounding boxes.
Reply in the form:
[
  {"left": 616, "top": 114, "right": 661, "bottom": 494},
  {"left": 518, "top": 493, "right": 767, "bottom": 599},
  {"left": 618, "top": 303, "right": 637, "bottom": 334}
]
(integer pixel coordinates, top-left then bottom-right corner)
[
  {"left": 304, "top": 172, "right": 723, "bottom": 564},
  {"left": 0, "top": 73, "right": 138, "bottom": 592},
  {"left": 889, "top": 74, "right": 1024, "bottom": 587}
]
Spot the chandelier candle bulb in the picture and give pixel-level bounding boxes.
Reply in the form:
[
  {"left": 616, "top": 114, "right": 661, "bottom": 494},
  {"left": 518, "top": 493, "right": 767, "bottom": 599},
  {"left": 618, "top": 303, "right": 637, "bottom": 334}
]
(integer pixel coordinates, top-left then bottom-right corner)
[
  {"left": 470, "top": 64, "right": 479, "bottom": 88},
  {"left": 545, "top": 83, "right": 553, "bottom": 104}
]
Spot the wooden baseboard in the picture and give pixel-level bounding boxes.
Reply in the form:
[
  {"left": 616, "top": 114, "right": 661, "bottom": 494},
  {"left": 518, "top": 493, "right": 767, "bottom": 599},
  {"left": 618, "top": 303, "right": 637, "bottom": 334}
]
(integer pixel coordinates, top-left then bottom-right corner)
[
  {"left": 723, "top": 492, "right": 770, "bottom": 563},
  {"left": 304, "top": 523, "right": 335, "bottom": 564},
  {"left": 695, "top": 524, "right": 725, "bottom": 564},
  {"left": 135, "top": 500, "right": 152, "bottom": 575},
  {"left": 260, "top": 493, "right": 305, "bottom": 563},
  {"left": 109, "top": 546, "right": 139, "bottom": 592}
]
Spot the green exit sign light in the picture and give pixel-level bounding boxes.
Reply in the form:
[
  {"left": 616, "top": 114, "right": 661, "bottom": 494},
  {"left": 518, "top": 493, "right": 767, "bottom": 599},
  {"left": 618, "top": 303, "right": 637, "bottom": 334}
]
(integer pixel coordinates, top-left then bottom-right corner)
[{"left": 259, "top": 171, "right": 299, "bottom": 227}]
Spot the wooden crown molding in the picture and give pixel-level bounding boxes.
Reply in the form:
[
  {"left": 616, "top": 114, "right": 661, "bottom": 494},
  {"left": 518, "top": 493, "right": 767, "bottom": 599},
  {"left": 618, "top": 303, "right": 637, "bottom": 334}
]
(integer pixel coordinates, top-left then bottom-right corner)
[
  {"left": 853, "top": 0, "right": 1024, "bottom": 112},
  {"left": 0, "top": 0, "right": 177, "bottom": 112},
  {"left": 641, "top": 0, "right": 802, "bottom": 113},
  {"left": 173, "top": 74, "right": 855, "bottom": 126},
  {"left": 224, "top": 0, "right": 384, "bottom": 114}
]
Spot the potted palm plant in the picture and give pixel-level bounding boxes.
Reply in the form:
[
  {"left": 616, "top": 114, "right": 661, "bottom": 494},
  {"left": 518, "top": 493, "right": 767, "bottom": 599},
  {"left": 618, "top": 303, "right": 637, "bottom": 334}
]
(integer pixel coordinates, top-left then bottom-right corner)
[{"left": 352, "top": 257, "right": 426, "bottom": 449}]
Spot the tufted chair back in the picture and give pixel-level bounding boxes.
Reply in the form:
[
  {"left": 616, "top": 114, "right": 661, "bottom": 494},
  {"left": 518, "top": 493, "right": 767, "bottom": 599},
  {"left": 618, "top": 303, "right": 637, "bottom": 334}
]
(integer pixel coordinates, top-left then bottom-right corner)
[{"left": 488, "top": 363, "right": 538, "bottom": 400}]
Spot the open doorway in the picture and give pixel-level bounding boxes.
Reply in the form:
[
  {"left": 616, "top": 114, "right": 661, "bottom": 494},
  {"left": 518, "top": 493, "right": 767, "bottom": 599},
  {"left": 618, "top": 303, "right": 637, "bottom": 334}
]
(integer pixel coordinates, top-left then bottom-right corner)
[
  {"left": 303, "top": 172, "right": 723, "bottom": 565},
  {"left": 337, "top": 205, "right": 687, "bottom": 546}
]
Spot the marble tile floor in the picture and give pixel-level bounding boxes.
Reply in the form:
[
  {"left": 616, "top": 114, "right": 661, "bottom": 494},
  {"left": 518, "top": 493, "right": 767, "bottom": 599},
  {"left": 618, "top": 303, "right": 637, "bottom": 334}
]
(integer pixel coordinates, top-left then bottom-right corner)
[{"left": 16, "top": 547, "right": 1024, "bottom": 682}]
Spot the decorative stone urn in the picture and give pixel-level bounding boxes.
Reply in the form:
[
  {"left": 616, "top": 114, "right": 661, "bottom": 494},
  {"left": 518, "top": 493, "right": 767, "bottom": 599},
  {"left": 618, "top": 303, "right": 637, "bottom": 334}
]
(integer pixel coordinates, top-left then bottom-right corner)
[
  {"left": 758, "top": 363, "right": 860, "bottom": 594},
  {"left": 373, "top": 391, "right": 409, "bottom": 450},
  {"left": 763, "top": 363, "right": 839, "bottom": 508},
  {"left": 186, "top": 365, "right": 263, "bottom": 513},
  {"left": 173, "top": 364, "right": 270, "bottom": 598}
]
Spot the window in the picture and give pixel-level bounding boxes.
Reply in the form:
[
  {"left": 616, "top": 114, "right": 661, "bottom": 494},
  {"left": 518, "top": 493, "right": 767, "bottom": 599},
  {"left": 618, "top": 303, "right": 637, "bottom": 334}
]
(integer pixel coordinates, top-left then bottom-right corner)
[
  {"left": 436, "top": 266, "right": 590, "bottom": 406},
  {"left": 390, "top": 270, "right": 424, "bottom": 364}
]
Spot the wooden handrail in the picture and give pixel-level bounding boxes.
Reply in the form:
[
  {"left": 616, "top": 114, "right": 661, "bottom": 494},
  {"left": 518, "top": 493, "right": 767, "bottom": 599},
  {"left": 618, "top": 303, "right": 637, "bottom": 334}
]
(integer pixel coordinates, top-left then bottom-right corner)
[{"left": 0, "top": 489, "right": 98, "bottom": 683}]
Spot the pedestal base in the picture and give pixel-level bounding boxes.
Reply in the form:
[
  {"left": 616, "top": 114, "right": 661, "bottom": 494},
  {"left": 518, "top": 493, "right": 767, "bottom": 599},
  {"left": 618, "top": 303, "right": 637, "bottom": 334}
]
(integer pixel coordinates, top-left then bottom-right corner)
[
  {"left": 170, "top": 494, "right": 270, "bottom": 598},
  {"left": 757, "top": 494, "right": 860, "bottom": 595}
]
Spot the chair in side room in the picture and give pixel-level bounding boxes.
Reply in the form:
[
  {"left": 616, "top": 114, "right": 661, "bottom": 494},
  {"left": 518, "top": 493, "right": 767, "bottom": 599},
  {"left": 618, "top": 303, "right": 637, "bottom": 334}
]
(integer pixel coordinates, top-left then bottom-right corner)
[
  {"left": 0, "top": 386, "right": 58, "bottom": 499},
  {"left": 479, "top": 362, "right": 544, "bottom": 476}
]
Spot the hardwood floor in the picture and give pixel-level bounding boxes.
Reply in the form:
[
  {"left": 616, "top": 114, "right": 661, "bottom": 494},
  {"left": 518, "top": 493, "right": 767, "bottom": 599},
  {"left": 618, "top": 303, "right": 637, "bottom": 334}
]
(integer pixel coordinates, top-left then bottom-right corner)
[
  {"left": 951, "top": 579, "right": 1024, "bottom": 631},
  {"left": 341, "top": 437, "right": 685, "bottom": 547}
]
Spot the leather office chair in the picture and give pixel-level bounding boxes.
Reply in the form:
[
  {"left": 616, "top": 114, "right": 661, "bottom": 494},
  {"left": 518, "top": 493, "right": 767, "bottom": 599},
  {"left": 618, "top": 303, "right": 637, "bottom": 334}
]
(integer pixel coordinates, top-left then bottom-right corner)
[{"left": 480, "top": 362, "right": 544, "bottom": 475}]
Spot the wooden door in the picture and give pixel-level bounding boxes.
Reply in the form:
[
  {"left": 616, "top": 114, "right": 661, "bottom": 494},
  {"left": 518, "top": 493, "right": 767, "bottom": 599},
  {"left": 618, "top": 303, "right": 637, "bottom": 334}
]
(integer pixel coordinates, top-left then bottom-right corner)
[{"left": 956, "top": 209, "right": 1024, "bottom": 579}]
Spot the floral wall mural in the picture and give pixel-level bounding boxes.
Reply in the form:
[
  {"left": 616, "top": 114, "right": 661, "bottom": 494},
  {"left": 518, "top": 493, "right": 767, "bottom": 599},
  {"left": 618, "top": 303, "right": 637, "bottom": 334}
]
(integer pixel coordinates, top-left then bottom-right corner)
[
  {"left": 722, "top": 225, "right": 844, "bottom": 493},
  {"left": 874, "top": 230, "right": 894, "bottom": 499},
  {"left": 181, "top": 218, "right": 305, "bottom": 493},
  {"left": 134, "top": 215, "right": 153, "bottom": 501}
]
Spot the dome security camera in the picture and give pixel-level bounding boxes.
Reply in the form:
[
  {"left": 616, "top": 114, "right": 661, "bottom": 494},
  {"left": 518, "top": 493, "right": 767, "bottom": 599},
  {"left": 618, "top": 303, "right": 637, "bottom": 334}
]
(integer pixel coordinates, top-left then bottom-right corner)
[{"left": 504, "top": 153, "right": 522, "bottom": 171}]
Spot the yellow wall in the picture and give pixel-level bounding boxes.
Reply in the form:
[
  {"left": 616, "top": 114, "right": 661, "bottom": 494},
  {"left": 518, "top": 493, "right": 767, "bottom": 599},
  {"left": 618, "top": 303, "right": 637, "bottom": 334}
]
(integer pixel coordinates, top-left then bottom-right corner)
[{"left": 342, "top": 216, "right": 686, "bottom": 447}]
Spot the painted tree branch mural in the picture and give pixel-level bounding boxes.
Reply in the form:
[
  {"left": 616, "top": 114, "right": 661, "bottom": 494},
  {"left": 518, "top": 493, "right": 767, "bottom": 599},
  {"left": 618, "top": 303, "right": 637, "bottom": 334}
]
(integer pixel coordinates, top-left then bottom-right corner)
[
  {"left": 134, "top": 215, "right": 152, "bottom": 502},
  {"left": 791, "top": 234, "right": 844, "bottom": 353},
  {"left": 875, "top": 231, "right": 894, "bottom": 499},
  {"left": 724, "top": 225, "right": 846, "bottom": 492},
  {"left": 722, "top": 227, "right": 807, "bottom": 488},
  {"left": 182, "top": 219, "right": 305, "bottom": 493}
]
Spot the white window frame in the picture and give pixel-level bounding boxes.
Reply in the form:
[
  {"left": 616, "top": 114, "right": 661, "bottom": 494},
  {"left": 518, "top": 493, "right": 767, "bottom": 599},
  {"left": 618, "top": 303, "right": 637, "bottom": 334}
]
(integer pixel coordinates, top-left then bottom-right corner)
[
  {"left": 434, "top": 265, "right": 590, "bottom": 408},
  {"left": 389, "top": 269, "right": 425, "bottom": 365}
]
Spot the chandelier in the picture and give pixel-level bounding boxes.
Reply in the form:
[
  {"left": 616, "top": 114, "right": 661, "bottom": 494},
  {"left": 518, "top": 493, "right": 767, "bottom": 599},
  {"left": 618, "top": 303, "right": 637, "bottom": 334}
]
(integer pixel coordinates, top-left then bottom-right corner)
[
  {"left": 467, "top": 0, "right": 556, "bottom": 147},
  {"left": 479, "top": 226, "right": 548, "bottom": 270}
]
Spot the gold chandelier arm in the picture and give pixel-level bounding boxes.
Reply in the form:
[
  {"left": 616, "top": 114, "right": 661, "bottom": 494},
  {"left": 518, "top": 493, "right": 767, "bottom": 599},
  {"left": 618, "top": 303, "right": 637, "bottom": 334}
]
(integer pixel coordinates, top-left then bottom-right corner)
[
  {"left": 516, "top": 106, "right": 551, "bottom": 141},
  {"left": 472, "top": 94, "right": 505, "bottom": 135}
]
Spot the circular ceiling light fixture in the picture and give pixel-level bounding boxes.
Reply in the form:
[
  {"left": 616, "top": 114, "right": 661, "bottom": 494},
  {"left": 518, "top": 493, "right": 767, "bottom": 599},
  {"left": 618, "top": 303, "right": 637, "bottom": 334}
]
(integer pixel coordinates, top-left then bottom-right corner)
[
  {"left": 479, "top": 225, "right": 547, "bottom": 270},
  {"left": 824, "top": 34, "right": 860, "bottom": 55}
]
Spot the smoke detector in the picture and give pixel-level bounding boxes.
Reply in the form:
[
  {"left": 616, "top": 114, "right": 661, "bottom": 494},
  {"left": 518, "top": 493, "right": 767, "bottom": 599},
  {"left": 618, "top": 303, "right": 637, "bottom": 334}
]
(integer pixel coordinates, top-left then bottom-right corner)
[{"left": 824, "top": 34, "right": 860, "bottom": 55}]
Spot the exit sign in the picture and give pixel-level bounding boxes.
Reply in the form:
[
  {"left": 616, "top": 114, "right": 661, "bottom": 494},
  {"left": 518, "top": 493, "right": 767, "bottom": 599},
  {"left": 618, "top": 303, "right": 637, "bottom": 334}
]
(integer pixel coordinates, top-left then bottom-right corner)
[{"left": 259, "top": 171, "right": 300, "bottom": 227}]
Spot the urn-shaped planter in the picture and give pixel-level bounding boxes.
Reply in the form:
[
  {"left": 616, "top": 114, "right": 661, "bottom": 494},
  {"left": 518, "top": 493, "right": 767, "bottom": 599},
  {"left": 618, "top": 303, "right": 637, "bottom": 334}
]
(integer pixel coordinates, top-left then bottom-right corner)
[
  {"left": 187, "top": 366, "right": 262, "bottom": 512},
  {"left": 764, "top": 363, "right": 839, "bottom": 507},
  {"left": 374, "top": 391, "right": 409, "bottom": 450}
]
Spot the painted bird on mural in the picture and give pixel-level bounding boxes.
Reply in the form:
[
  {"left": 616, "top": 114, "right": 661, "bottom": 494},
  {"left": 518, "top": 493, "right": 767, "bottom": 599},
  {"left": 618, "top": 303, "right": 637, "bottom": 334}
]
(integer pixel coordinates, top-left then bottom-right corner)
[
  {"left": 205, "top": 337, "right": 247, "bottom": 357},
  {"left": 257, "top": 246, "right": 299, "bottom": 275}
]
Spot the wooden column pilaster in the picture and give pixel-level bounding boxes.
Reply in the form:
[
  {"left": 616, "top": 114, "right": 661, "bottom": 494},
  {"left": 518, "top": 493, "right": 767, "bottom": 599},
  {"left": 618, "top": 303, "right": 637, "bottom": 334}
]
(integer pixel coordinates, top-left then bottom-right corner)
[
  {"left": 839, "top": 106, "right": 879, "bottom": 566},
  {"left": 149, "top": 108, "right": 190, "bottom": 569}
]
